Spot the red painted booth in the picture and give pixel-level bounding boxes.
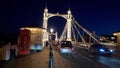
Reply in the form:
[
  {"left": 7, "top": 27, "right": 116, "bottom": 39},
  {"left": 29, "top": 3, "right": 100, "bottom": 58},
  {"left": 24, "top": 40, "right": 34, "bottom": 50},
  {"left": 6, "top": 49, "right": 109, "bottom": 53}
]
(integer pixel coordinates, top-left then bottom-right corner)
[{"left": 18, "top": 29, "right": 31, "bottom": 55}]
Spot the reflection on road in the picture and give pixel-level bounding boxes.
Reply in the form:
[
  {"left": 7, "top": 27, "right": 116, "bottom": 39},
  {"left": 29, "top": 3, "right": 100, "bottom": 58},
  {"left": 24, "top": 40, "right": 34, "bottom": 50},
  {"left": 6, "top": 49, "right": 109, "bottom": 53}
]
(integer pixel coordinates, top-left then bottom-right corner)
[{"left": 73, "top": 46, "right": 120, "bottom": 68}]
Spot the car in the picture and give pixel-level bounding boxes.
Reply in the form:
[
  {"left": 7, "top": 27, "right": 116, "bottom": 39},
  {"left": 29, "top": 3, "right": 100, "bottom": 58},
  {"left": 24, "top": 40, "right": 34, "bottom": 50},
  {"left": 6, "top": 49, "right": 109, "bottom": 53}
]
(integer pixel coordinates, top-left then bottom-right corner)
[
  {"left": 89, "top": 44, "right": 113, "bottom": 55},
  {"left": 59, "top": 41, "right": 73, "bottom": 53},
  {"left": 30, "top": 44, "right": 43, "bottom": 51}
]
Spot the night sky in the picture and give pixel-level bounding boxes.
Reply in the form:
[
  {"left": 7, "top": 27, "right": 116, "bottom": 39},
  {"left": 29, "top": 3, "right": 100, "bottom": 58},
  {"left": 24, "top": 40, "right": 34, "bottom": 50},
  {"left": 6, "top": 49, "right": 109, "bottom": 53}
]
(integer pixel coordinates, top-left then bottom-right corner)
[{"left": 0, "top": 0, "right": 120, "bottom": 36}]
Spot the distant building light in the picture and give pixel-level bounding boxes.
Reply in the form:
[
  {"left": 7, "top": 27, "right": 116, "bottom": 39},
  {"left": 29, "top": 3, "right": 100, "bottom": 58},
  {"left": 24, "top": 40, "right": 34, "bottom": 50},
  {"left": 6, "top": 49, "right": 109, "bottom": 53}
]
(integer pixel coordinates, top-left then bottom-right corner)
[
  {"left": 111, "top": 37, "right": 115, "bottom": 40},
  {"left": 113, "top": 33, "right": 117, "bottom": 36}
]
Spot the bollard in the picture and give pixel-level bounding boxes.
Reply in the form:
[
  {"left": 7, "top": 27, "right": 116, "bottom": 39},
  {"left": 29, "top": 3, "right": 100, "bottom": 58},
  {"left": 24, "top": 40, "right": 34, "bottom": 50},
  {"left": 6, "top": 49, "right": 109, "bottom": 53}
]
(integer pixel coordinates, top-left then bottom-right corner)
[
  {"left": 50, "top": 47, "right": 52, "bottom": 53},
  {"left": 49, "top": 47, "right": 54, "bottom": 68},
  {"left": 49, "top": 36, "right": 54, "bottom": 68},
  {"left": 49, "top": 52, "right": 53, "bottom": 57},
  {"left": 49, "top": 55, "right": 54, "bottom": 68},
  {"left": 49, "top": 44, "right": 54, "bottom": 68}
]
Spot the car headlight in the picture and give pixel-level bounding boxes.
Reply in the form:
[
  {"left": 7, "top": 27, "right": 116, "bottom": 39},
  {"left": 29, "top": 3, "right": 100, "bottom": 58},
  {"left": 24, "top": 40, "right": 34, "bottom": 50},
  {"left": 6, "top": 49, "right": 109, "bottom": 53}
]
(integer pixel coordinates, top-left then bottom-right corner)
[
  {"left": 109, "top": 49, "right": 113, "bottom": 52},
  {"left": 99, "top": 49, "right": 105, "bottom": 52}
]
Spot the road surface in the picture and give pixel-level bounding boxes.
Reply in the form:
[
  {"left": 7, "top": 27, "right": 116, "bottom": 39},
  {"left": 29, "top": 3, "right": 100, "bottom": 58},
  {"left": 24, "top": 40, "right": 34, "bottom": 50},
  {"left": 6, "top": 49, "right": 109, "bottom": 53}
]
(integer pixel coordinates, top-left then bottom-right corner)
[
  {"left": 1, "top": 46, "right": 119, "bottom": 68},
  {"left": 74, "top": 45, "right": 120, "bottom": 68}
]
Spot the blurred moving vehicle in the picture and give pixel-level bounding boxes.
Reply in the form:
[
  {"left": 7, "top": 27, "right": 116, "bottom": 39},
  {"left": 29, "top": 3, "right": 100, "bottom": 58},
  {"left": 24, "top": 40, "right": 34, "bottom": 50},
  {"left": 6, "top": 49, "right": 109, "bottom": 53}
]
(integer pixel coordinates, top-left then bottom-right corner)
[
  {"left": 30, "top": 44, "right": 43, "bottom": 51},
  {"left": 89, "top": 44, "right": 113, "bottom": 55},
  {"left": 59, "top": 41, "right": 73, "bottom": 53}
]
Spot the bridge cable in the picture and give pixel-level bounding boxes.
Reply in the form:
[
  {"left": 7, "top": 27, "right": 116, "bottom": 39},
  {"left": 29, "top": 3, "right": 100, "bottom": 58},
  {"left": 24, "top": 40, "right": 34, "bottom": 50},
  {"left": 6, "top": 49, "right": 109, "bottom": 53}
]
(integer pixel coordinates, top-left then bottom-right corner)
[
  {"left": 59, "top": 22, "right": 67, "bottom": 41},
  {"left": 72, "top": 16, "right": 100, "bottom": 44},
  {"left": 71, "top": 22, "right": 77, "bottom": 43},
  {"left": 72, "top": 21, "right": 87, "bottom": 46}
]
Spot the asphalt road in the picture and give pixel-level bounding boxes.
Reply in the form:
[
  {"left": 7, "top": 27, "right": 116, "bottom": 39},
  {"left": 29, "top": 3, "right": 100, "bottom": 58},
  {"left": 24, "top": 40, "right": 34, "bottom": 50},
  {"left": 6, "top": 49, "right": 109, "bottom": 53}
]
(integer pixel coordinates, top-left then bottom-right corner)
[
  {"left": 53, "top": 47, "right": 109, "bottom": 68},
  {"left": 73, "top": 45, "right": 120, "bottom": 68},
  {"left": 0, "top": 46, "right": 120, "bottom": 68}
]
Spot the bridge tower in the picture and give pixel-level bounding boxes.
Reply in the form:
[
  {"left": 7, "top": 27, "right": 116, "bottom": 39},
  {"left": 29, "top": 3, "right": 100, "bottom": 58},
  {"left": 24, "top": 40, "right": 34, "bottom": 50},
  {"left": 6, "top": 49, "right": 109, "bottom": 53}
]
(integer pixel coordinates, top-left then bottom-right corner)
[
  {"left": 42, "top": 6, "right": 72, "bottom": 43},
  {"left": 42, "top": 6, "right": 49, "bottom": 44},
  {"left": 67, "top": 8, "right": 72, "bottom": 41}
]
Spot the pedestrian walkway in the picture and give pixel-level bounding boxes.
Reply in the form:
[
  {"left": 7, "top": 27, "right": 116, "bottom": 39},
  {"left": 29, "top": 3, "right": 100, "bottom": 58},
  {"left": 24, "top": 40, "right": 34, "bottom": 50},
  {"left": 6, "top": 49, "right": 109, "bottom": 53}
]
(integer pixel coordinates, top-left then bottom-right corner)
[{"left": 0, "top": 47, "right": 49, "bottom": 68}]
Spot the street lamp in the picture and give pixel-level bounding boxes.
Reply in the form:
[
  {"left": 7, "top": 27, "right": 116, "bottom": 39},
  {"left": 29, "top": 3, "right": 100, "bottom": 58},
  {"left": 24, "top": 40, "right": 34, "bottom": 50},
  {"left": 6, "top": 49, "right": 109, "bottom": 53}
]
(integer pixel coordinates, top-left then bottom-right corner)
[
  {"left": 49, "top": 28, "right": 54, "bottom": 41},
  {"left": 49, "top": 28, "right": 54, "bottom": 68},
  {"left": 50, "top": 28, "right": 54, "bottom": 33}
]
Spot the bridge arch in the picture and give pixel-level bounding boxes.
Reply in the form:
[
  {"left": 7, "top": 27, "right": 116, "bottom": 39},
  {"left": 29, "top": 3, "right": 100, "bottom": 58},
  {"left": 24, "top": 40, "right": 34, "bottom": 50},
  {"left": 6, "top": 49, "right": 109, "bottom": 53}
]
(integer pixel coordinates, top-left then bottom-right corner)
[
  {"left": 47, "top": 16, "right": 66, "bottom": 36},
  {"left": 42, "top": 7, "right": 72, "bottom": 42}
]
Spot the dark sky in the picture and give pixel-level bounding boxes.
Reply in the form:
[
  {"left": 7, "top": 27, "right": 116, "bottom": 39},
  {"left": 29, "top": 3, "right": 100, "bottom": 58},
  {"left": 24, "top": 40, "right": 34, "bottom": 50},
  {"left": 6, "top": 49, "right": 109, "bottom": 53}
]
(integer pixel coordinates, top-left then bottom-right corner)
[{"left": 0, "top": 0, "right": 120, "bottom": 36}]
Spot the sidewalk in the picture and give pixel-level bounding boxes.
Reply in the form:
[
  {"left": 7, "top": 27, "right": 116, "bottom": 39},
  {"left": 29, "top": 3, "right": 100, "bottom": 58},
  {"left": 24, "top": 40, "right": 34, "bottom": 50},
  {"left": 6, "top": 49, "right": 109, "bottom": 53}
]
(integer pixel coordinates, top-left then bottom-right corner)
[{"left": 0, "top": 47, "right": 50, "bottom": 68}]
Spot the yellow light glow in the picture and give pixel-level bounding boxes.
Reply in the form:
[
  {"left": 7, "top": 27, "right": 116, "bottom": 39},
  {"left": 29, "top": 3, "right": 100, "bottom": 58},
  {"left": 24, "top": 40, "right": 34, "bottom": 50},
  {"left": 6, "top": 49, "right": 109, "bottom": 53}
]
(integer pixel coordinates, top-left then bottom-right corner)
[
  {"left": 50, "top": 28, "right": 54, "bottom": 33},
  {"left": 113, "top": 33, "right": 117, "bottom": 36}
]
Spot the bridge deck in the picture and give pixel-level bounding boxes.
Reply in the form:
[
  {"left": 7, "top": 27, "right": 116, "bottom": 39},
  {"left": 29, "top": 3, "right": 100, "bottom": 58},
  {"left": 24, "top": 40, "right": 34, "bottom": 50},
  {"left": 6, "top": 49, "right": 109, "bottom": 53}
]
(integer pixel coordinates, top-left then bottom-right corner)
[{"left": 0, "top": 47, "right": 110, "bottom": 68}]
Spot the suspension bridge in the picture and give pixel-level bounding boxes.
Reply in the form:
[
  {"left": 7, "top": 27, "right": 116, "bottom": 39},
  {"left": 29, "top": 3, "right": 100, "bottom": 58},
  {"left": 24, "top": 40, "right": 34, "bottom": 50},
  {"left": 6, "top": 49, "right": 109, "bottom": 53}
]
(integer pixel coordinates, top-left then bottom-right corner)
[
  {"left": 42, "top": 6, "right": 100, "bottom": 47},
  {"left": 0, "top": 6, "right": 119, "bottom": 68}
]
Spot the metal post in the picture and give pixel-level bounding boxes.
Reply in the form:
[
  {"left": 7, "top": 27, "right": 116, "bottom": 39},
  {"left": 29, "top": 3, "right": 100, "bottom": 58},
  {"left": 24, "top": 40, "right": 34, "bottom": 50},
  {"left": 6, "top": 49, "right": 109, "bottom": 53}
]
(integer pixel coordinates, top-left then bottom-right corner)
[{"left": 49, "top": 34, "right": 54, "bottom": 68}]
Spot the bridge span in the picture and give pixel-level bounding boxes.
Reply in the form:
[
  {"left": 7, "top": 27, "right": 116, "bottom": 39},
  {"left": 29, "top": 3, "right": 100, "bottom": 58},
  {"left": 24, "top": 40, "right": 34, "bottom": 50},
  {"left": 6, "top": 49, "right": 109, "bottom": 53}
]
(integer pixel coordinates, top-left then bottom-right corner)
[{"left": 1, "top": 46, "right": 115, "bottom": 68}]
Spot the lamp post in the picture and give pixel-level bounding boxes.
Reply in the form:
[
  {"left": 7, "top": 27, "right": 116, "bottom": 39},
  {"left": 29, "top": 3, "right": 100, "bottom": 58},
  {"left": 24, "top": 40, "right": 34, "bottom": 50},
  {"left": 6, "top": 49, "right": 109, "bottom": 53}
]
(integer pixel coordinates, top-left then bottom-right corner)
[
  {"left": 50, "top": 28, "right": 54, "bottom": 47},
  {"left": 49, "top": 28, "right": 54, "bottom": 68}
]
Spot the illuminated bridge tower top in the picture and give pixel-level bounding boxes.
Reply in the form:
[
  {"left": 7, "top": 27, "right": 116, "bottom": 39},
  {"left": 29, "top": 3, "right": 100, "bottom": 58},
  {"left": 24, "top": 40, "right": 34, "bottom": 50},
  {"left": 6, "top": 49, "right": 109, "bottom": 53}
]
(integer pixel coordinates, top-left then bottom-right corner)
[{"left": 42, "top": 6, "right": 72, "bottom": 42}]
